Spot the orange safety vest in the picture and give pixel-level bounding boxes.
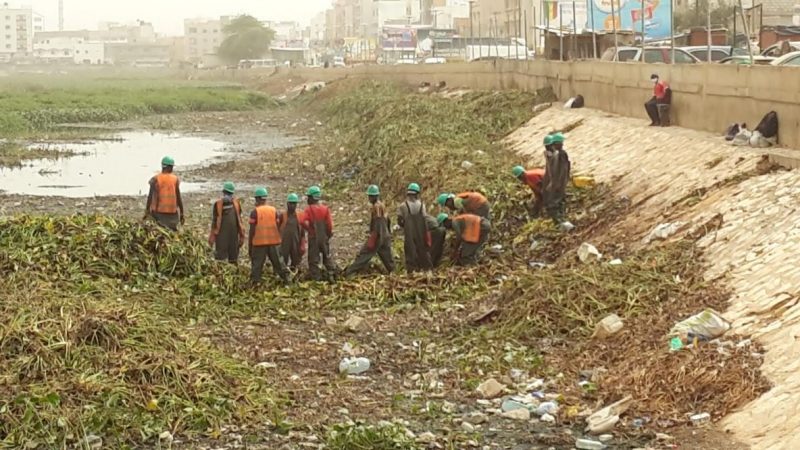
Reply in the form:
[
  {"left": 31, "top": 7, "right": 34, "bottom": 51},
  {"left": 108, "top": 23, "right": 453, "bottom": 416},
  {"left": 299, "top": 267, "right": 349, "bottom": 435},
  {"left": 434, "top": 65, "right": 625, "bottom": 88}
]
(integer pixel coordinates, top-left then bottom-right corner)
[
  {"left": 212, "top": 198, "right": 244, "bottom": 237},
  {"left": 252, "top": 205, "right": 282, "bottom": 246},
  {"left": 152, "top": 173, "right": 179, "bottom": 214},
  {"left": 457, "top": 192, "right": 488, "bottom": 209},
  {"left": 456, "top": 214, "right": 482, "bottom": 244}
]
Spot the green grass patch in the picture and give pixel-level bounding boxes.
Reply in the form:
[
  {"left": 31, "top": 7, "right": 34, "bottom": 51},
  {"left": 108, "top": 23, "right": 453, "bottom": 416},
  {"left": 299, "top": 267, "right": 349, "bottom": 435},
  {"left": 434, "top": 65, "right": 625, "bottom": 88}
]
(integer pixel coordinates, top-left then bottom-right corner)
[{"left": 0, "top": 79, "right": 277, "bottom": 136}]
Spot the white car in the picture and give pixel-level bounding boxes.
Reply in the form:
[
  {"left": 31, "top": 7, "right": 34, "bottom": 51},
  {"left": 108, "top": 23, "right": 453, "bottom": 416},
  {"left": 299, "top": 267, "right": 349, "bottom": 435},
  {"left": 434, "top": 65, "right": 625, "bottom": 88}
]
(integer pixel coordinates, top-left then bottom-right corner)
[
  {"left": 333, "top": 57, "right": 345, "bottom": 68},
  {"left": 423, "top": 57, "right": 446, "bottom": 64},
  {"left": 770, "top": 51, "right": 800, "bottom": 66},
  {"left": 394, "top": 59, "right": 418, "bottom": 65}
]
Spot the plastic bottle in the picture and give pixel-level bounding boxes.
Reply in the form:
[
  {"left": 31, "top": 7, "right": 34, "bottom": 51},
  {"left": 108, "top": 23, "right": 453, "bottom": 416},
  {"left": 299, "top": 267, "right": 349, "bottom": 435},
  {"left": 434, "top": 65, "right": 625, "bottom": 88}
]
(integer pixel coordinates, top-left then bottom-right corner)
[{"left": 575, "top": 438, "right": 607, "bottom": 450}]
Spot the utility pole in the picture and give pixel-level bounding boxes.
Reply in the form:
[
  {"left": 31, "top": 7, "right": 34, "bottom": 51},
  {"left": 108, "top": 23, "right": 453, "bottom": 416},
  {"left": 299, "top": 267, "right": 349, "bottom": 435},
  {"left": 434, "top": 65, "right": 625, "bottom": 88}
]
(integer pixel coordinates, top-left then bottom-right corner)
[
  {"left": 589, "top": 0, "right": 597, "bottom": 58},
  {"left": 58, "top": 0, "right": 64, "bottom": 31},
  {"left": 572, "top": 0, "right": 577, "bottom": 59},
  {"left": 611, "top": 0, "right": 619, "bottom": 51},
  {"left": 469, "top": 0, "right": 475, "bottom": 60},
  {"left": 640, "top": 0, "right": 645, "bottom": 61},
  {"left": 707, "top": 0, "right": 712, "bottom": 62},
  {"left": 559, "top": 2, "right": 563, "bottom": 60}
]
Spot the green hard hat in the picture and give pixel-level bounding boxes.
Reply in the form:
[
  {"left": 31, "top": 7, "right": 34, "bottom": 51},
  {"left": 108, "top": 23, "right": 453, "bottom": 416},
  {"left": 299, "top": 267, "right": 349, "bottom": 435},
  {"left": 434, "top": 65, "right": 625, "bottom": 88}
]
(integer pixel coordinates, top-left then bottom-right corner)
[
  {"left": 437, "top": 213, "right": 449, "bottom": 225},
  {"left": 437, "top": 193, "right": 452, "bottom": 206},
  {"left": 512, "top": 166, "right": 525, "bottom": 177},
  {"left": 254, "top": 187, "right": 268, "bottom": 198},
  {"left": 222, "top": 181, "right": 235, "bottom": 193},
  {"left": 407, "top": 182, "right": 421, "bottom": 193},
  {"left": 161, "top": 155, "right": 175, "bottom": 166},
  {"left": 287, "top": 193, "right": 300, "bottom": 203},
  {"left": 551, "top": 132, "right": 565, "bottom": 144},
  {"left": 306, "top": 185, "right": 322, "bottom": 198},
  {"left": 367, "top": 185, "right": 380, "bottom": 196},
  {"left": 543, "top": 135, "right": 554, "bottom": 146}
]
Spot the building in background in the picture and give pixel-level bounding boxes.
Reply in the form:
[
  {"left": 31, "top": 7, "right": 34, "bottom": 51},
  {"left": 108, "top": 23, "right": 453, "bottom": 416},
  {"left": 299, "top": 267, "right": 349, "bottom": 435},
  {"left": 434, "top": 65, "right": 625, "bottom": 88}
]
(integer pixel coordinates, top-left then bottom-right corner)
[
  {"left": 73, "top": 41, "right": 104, "bottom": 64},
  {"left": 265, "top": 20, "right": 301, "bottom": 43},
  {"left": 0, "top": 3, "right": 35, "bottom": 58},
  {"left": 33, "top": 30, "right": 89, "bottom": 62},
  {"left": 310, "top": 11, "right": 327, "bottom": 43},
  {"left": 95, "top": 21, "right": 157, "bottom": 43},
  {"left": 184, "top": 17, "right": 232, "bottom": 64},
  {"left": 431, "top": 0, "right": 470, "bottom": 29},
  {"left": 104, "top": 42, "right": 169, "bottom": 67}
]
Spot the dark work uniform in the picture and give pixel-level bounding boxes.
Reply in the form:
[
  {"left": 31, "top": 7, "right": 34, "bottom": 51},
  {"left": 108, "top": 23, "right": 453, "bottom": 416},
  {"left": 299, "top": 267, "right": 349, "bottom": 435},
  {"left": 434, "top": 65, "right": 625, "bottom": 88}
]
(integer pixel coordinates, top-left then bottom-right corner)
[
  {"left": 304, "top": 203, "right": 338, "bottom": 280},
  {"left": 280, "top": 209, "right": 305, "bottom": 270},
  {"left": 345, "top": 200, "right": 394, "bottom": 275},
  {"left": 397, "top": 198, "right": 432, "bottom": 272},
  {"left": 210, "top": 195, "right": 243, "bottom": 263},
  {"left": 425, "top": 214, "right": 446, "bottom": 267}
]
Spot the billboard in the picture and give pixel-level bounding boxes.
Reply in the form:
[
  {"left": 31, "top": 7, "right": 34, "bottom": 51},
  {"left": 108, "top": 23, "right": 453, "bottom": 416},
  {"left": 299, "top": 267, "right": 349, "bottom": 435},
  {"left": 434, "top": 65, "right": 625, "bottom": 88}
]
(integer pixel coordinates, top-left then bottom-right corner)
[
  {"left": 381, "top": 27, "right": 417, "bottom": 50},
  {"left": 589, "top": 0, "right": 671, "bottom": 40},
  {"left": 543, "top": 0, "right": 589, "bottom": 32}
]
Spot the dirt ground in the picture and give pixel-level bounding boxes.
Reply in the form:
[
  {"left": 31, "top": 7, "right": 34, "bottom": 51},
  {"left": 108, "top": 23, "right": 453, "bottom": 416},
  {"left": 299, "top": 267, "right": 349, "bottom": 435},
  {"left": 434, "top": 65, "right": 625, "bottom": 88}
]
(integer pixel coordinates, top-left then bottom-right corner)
[{"left": 0, "top": 107, "right": 755, "bottom": 450}]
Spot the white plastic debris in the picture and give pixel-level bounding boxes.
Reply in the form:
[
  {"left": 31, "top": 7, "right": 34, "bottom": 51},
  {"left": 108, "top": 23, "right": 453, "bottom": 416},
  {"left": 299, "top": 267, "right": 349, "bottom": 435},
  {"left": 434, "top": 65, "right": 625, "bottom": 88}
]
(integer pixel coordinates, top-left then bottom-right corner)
[
  {"left": 670, "top": 309, "right": 731, "bottom": 341},
  {"left": 577, "top": 243, "right": 602, "bottom": 263},
  {"left": 339, "top": 357, "right": 371, "bottom": 375},
  {"left": 592, "top": 314, "right": 624, "bottom": 339},
  {"left": 585, "top": 396, "right": 632, "bottom": 434},
  {"left": 690, "top": 412, "right": 711, "bottom": 425},
  {"left": 461, "top": 160, "right": 474, "bottom": 170},
  {"left": 608, "top": 258, "right": 623, "bottom": 266},
  {"left": 559, "top": 221, "right": 575, "bottom": 232},
  {"left": 642, "top": 222, "right": 684, "bottom": 244}
]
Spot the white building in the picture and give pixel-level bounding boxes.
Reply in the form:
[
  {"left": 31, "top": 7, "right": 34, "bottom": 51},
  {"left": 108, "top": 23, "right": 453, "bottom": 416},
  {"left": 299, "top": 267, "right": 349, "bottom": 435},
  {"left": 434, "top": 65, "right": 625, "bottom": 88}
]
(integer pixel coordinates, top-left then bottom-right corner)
[
  {"left": 33, "top": 31, "right": 89, "bottom": 61},
  {"left": 0, "top": 3, "right": 35, "bottom": 57},
  {"left": 184, "top": 17, "right": 231, "bottom": 62},
  {"left": 309, "top": 11, "right": 326, "bottom": 42},
  {"left": 73, "top": 41, "right": 104, "bottom": 64},
  {"left": 265, "top": 20, "right": 301, "bottom": 43},
  {"left": 431, "top": 0, "right": 469, "bottom": 29},
  {"left": 364, "top": 0, "right": 422, "bottom": 38}
]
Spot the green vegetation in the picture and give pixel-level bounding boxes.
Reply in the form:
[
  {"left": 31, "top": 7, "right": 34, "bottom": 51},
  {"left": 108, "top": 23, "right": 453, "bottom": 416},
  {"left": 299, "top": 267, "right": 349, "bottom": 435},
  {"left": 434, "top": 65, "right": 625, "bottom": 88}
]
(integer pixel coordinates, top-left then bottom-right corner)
[
  {"left": 219, "top": 15, "right": 276, "bottom": 64},
  {"left": 0, "top": 79, "right": 276, "bottom": 136},
  {"left": 0, "top": 142, "right": 83, "bottom": 167},
  {"left": 325, "top": 422, "right": 419, "bottom": 450},
  {"left": 0, "top": 216, "right": 276, "bottom": 448}
]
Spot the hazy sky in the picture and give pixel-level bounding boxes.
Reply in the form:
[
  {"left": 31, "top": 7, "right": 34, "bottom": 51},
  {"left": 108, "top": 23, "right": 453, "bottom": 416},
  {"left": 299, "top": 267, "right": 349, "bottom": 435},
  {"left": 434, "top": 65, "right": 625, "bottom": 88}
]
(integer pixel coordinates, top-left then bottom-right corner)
[{"left": 27, "top": 0, "right": 330, "bottom": 35}]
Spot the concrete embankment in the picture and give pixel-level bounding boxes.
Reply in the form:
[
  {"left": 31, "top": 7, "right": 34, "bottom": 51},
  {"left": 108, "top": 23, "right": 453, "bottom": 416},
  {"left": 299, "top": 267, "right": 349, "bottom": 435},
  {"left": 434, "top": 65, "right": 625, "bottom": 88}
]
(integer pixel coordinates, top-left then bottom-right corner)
[{"left": 511, "top": 106, "right": 800, "bottom": 449}]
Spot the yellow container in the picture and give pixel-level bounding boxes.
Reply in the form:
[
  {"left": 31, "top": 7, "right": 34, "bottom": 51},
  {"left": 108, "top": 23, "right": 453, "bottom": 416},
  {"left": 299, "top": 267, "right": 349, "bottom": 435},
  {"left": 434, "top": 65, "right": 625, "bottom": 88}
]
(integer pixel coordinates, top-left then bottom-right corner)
[{"left": 572, "top": 175, "right": 595, "bottom": 188}]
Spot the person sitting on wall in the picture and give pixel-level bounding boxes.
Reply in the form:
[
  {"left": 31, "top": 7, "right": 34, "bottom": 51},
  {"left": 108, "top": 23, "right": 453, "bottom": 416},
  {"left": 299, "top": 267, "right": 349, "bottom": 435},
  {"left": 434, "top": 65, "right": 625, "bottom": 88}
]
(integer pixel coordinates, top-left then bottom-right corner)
[{"left": 645, "top": 73, "right": 671, "bottom": 127}]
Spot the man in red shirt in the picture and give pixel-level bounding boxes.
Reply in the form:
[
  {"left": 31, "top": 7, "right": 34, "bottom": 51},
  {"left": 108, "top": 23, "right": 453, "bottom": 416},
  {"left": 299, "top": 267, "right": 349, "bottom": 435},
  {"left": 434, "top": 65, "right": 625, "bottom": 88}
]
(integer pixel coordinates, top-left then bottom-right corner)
[
  {"left": 645, "top": 73, "right": 671, "bottom": 126},
  {"left": 512, "top": 165, "right": 546, "bottom": 217}
]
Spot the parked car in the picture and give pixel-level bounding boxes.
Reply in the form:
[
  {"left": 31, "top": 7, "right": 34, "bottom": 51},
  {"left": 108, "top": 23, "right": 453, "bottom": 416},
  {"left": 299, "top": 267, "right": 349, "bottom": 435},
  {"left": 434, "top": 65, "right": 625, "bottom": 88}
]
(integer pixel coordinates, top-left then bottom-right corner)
[
  {"left": 770, "top": 51, "right": 800, "bottom": 66},
  {"left": 682, "top": 46, "right": 748, "bottom": 62},
  {"left": 422, "top": 57, "right": 447, "bottom": 64},
  {"left": 601, "top": 46, "right": 700, "bottom": 64},
  {"left": 332, "top": 56, "right": 345, "bottom": 68},
  {"left": 394, "top": 58, "right": 418, "bottom": 65},
  {"left": 719, "top": 55, "right": 775, "bottom": 65},
  {"left": 760, "top": 41, "right": 800, "bottom": 57}
]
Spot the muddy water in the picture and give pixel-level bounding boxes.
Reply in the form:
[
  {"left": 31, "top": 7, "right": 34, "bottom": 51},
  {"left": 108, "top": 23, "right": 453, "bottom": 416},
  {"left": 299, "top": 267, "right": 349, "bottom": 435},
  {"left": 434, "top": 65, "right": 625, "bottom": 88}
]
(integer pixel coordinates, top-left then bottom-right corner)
[{"left": 0, "top": 131, "right": 227, "bottom": 198}]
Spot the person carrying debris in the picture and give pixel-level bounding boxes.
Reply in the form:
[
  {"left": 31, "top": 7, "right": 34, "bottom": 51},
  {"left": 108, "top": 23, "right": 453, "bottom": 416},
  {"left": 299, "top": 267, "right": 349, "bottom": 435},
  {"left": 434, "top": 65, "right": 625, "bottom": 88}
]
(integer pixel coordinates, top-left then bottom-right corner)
[
  {"left": 344, "top": 185, "right": 395, "bottom": 276},
  {"left": 543, "top": 132, "right": 572, "bottom": 229},
  {"left": 303, "top": 185, "right": 338, "bottom": 281},
  {"left": 437, "top": 191, "right": 491, "bottom": 220},
  {"left": 144, "top": 156, "right": 185, "bottom": 231},
  {"left": 428, "top": 213, "right": 449, "bottom": 267},
  {"left": 645, "top": 73, "right": 671, "bottom": 127},
  {"left": 512, "top": 163, "right": 546, "bottom": 217},
  {"left": 441, "top": 213, "right": 491, "bottom": 266},
  {"left": 208, "top": 181, "right": 245, "bottom": 264},
  {"left": 249, "top": 187, "right": 289, "bottom": 284},
  {"left": 280, "top": 193, "right": 306, "bottom": 272},
  {"left": 397, "top": 182, "right": 433, "bottom": 272}
]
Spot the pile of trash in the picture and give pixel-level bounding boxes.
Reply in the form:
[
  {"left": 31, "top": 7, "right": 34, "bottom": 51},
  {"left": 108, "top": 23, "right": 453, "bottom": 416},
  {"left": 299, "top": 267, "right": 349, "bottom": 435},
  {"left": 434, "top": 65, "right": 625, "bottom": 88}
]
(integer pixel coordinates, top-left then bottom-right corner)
[{"left": 725, "top": 110, "right": 779, "bottom": 148}]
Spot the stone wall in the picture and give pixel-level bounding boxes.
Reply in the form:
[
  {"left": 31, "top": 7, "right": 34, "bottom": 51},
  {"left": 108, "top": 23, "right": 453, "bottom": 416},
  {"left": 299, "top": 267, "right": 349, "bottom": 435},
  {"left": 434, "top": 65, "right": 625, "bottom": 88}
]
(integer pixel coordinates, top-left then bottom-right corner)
[{"left": 210, "top": 60, "right": 800, "bottom": 149}]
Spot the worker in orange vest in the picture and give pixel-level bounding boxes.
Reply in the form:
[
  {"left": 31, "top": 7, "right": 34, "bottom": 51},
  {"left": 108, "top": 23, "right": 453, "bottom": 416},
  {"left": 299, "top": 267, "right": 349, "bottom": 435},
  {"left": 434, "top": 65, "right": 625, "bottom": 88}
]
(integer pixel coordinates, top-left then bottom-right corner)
[
  {"left": 248, "top": 187, "right": 289, "bottom": 284},
  {"left": 512, "top": 165, "right": 546, "bottom": 217},
  {"left": 437, "top": 191, "right": 491, "bottom": 220},
  {"left": 441, "top": 213, "right": 490, "bottom": 266},
  {"left": 209, "top": 181, "right": 245, "bottom": 263},
  {"left": 280, "top": 193, "right": 306, "bottom": 272},
  {"left": 144, "top": 156, "right": 185, "bottom": 230}
]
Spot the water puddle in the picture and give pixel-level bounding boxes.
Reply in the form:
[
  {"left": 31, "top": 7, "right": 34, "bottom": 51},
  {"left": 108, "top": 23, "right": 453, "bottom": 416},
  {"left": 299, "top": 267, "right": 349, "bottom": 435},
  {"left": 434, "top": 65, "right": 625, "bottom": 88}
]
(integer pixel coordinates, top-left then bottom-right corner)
[{"left": 0, "top": 131, "right": 227, "bottom": 197}]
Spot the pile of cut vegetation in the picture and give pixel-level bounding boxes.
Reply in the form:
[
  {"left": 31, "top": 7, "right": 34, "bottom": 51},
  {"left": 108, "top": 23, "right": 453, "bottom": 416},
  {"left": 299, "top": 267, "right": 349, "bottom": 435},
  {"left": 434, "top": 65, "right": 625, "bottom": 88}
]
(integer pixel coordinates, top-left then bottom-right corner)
[{"left": 0, "top": 215, "right": 218, "bottom": 282}]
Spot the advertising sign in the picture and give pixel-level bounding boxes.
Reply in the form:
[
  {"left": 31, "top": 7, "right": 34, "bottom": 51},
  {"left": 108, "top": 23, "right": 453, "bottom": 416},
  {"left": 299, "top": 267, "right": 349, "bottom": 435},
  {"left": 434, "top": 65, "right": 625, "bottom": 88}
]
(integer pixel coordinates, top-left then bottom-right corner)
[
  {"left": 589, "top": 0, "right": 671, "bottom": 40},
  {"left": 381, "top": 27, "right": 417, "bottom": 50},
  {"left": 543, "top": 1, "right": 589, "bottom": 31}
]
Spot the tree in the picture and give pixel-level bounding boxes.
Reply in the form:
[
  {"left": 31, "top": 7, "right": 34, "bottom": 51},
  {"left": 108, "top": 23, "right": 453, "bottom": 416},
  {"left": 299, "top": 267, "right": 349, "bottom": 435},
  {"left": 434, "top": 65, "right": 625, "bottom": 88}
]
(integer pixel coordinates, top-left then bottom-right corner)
[
  {"left": 218, "top": 15, "right": 275, "bottom": 63},
  {"left": 674, "top": 0, "right": 734, "bottom": 32}
]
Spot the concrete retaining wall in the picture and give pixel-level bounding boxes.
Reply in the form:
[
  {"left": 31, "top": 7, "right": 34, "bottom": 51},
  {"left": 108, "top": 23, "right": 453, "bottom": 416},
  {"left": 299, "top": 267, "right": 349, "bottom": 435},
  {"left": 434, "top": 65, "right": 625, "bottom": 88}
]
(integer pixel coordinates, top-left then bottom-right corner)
[{"left": 208, "top": 61, "right": 800, "bottom": 148}]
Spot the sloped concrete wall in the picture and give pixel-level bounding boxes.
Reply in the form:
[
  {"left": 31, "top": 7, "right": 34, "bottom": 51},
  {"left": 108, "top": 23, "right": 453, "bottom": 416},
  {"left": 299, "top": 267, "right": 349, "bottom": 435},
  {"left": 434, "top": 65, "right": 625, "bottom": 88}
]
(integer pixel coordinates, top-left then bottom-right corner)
[{"left": 207, "top": 60, "right": 800, "bottom": 148}]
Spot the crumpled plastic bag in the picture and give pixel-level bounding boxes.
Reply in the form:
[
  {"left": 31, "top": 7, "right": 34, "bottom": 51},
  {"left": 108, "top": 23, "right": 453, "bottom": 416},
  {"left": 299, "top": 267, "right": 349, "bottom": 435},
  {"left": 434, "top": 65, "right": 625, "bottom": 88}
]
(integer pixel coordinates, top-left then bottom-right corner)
[
  {"left": 577, "top": 242, "right": 602, "bottom": 263},
  {"left": 669, "top": 308, "right": 731, "bottom": 341},
  {"left": 731, "top": 128, "right": 752, "bottom": 147},
  {"left": 642, "top": 222, "right": 684, "bottom": 244}
]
